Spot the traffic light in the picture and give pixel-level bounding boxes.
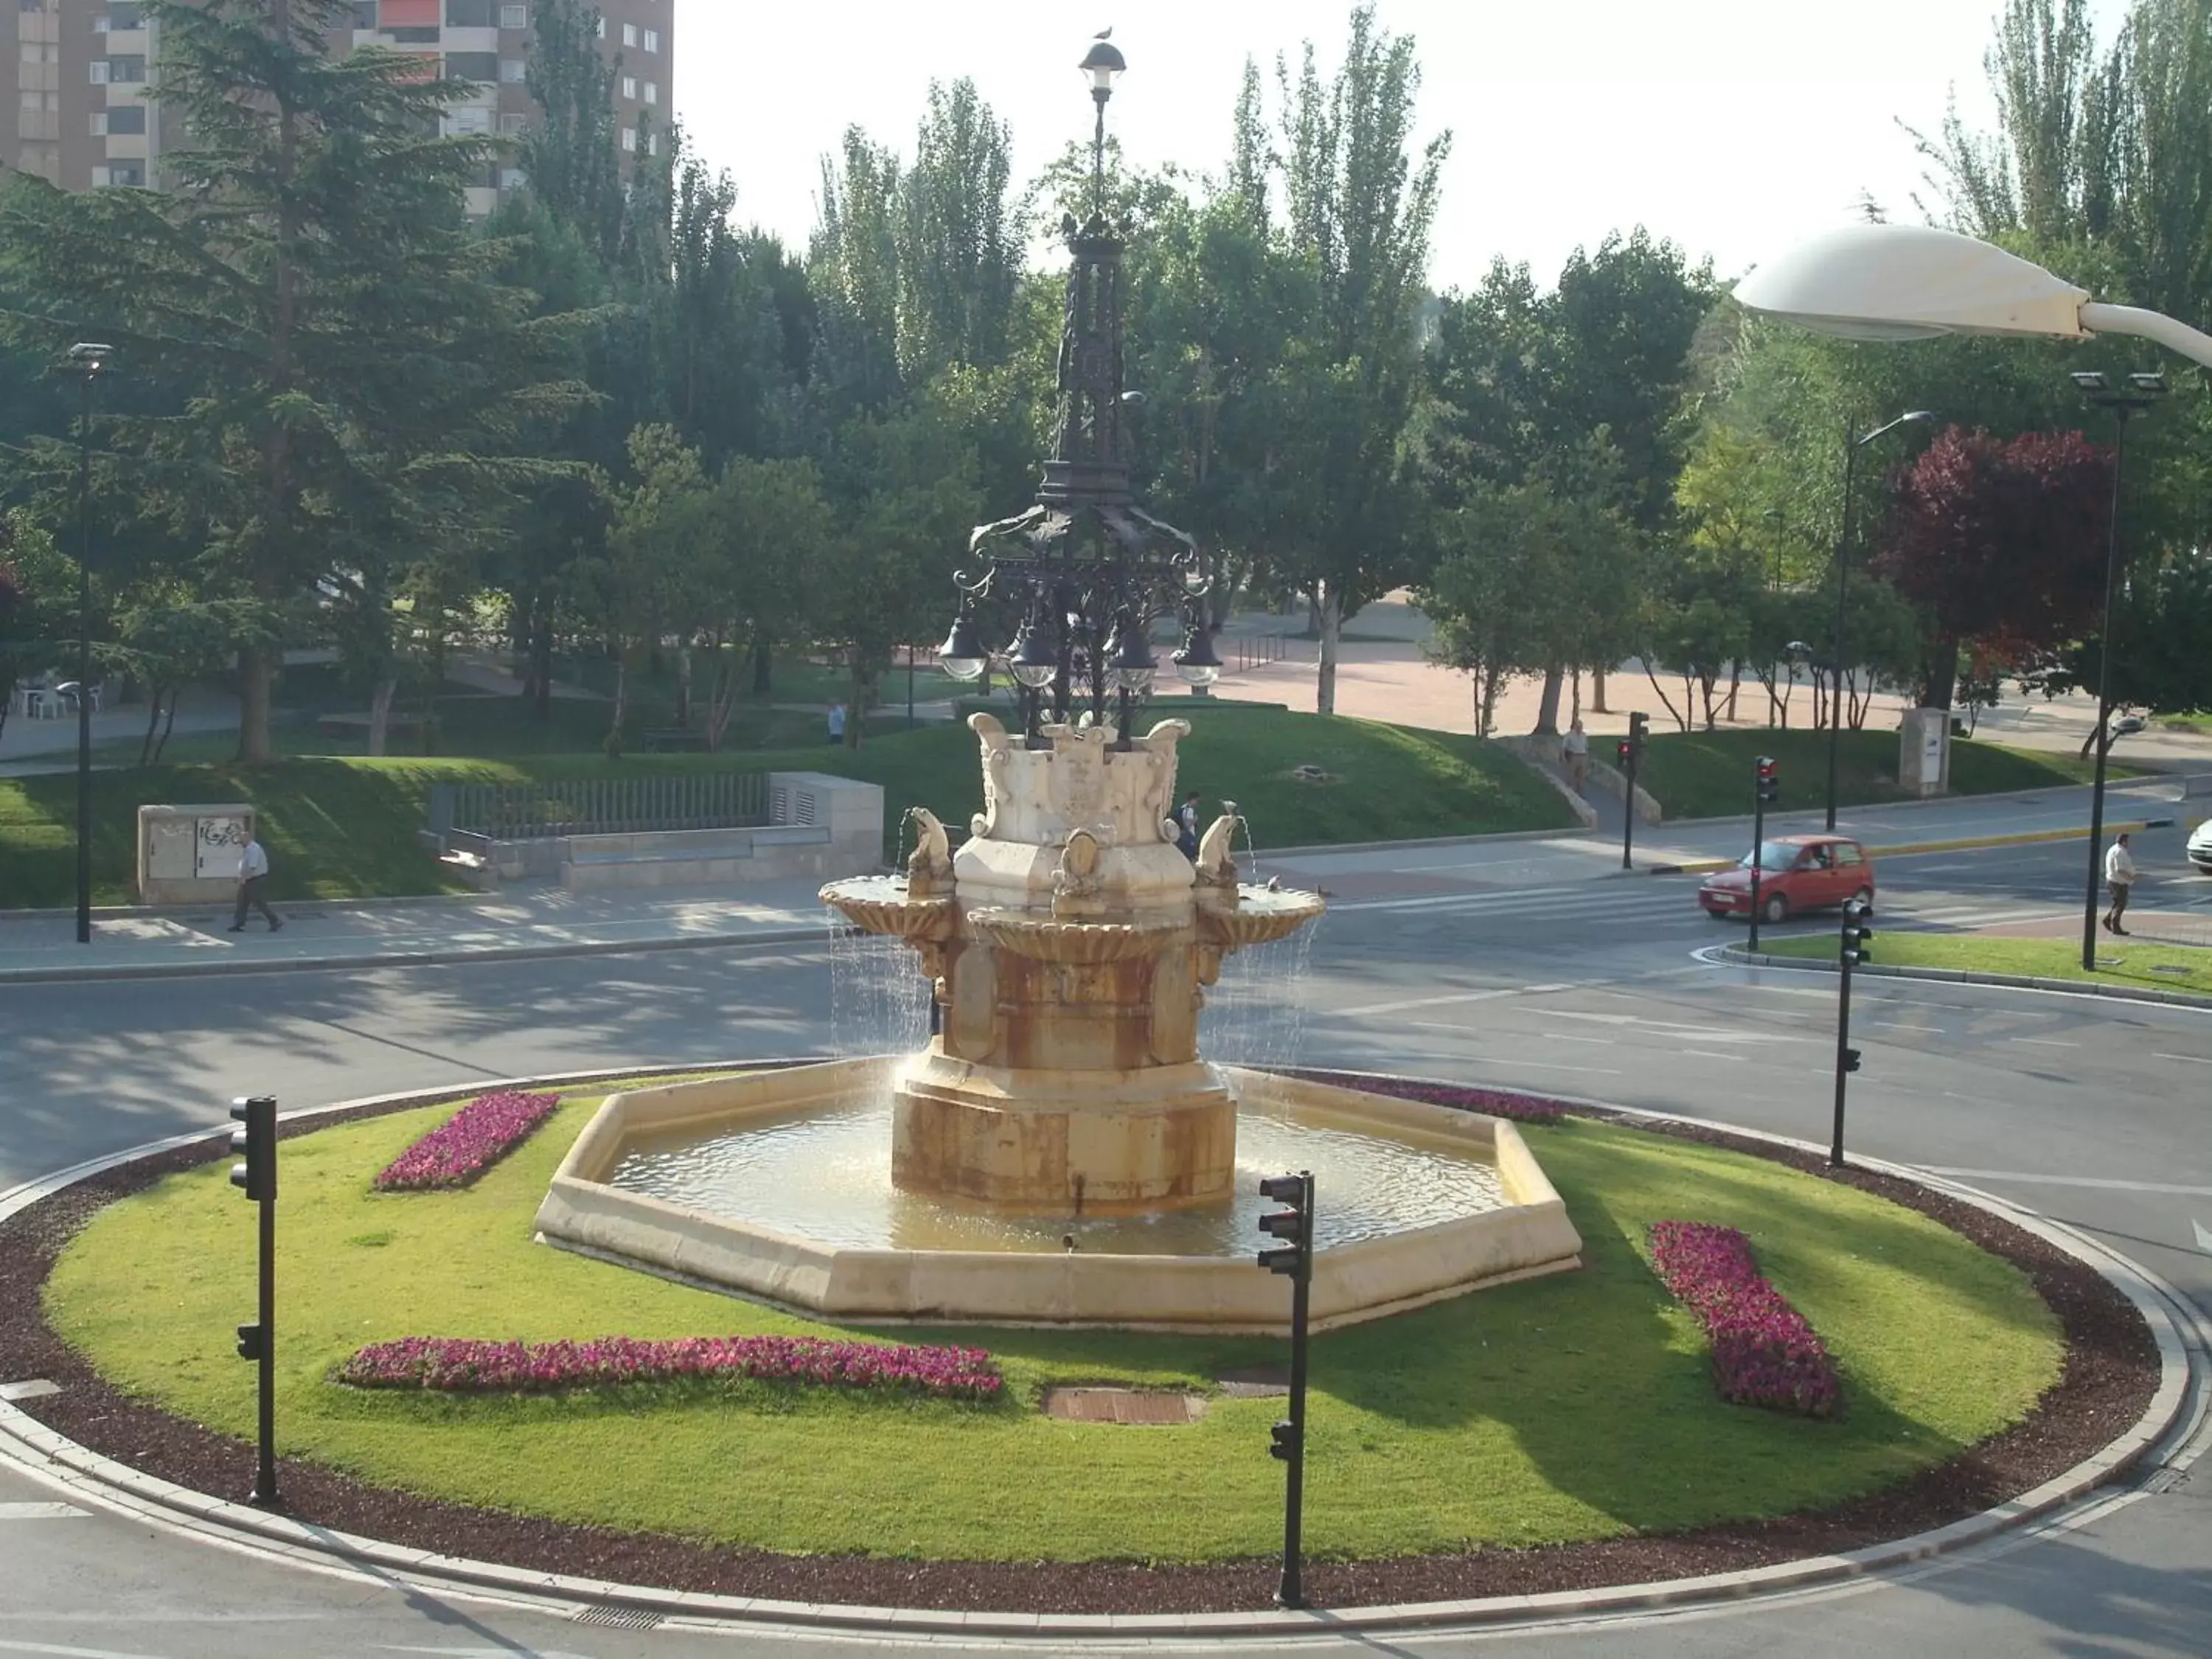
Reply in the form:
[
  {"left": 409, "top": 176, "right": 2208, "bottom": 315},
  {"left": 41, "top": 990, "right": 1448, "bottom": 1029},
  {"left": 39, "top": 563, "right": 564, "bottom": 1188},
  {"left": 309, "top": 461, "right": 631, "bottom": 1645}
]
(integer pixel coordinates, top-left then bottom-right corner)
[
  {"left": 1627, "top": 710, "right": 1649, "bottom": 759},
  {"left": 1840, "top": 897, "right": 1874, "bottom": 967},
  {"left": 1755, "top": 755, "right": 1780, "bottom": 804},
  {"left": 1270, "top": 1419, "right": 1299, "bottom": 1461},
  {"left": 1841, "top": 1046, "right": 1862, "bottom": 1074},
  {"left": 1257, "top": 1173, "right": 1311, "bottom": 1278},
  {"left": 1615, "top": 738, "right": 1632, "bottom": 767},
  {"left": 229, "top": 1096, "right": 276, "bottom": 1203},
  {"left": 236, "top": 1321, "right": 265, "bottom": 1361}
]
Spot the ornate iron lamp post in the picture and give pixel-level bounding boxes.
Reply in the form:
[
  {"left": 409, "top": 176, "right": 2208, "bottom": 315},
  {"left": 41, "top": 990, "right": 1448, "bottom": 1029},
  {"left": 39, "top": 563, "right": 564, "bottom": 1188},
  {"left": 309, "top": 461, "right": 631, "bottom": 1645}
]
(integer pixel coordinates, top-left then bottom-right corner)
[
  {"left": 935, "top": 36, "right": 1218, "bottom": 747},
  {"left": 66, "top": 341, "right": 113, "bottom": 945}
]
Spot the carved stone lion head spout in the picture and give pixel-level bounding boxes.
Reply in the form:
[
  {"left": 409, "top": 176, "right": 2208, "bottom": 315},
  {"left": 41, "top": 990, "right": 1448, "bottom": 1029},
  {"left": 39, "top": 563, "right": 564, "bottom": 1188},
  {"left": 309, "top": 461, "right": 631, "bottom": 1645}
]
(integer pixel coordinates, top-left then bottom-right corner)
[{"left": 1194, "top": 812, "right": 1242, "bottom": 891}]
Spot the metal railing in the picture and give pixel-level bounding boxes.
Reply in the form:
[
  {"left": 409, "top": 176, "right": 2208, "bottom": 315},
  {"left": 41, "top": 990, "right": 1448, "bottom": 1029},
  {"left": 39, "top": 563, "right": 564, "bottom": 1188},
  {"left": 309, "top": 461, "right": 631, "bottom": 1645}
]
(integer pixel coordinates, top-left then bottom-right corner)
[
  {"left": 1232, "top": 632, "right": 1294, "bottom": 672},
  {"left": 428, "top": 773, "right": 771, "bottom": 841}
]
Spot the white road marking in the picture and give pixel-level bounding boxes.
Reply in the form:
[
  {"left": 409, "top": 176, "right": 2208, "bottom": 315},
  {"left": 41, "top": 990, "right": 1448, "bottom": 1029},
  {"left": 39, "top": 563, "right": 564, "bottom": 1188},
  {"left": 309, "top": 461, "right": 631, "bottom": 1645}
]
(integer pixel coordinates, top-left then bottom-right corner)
[
  {"left": 2195, "top": 1219, "right": 2212, "bottom": 1255},
  {"left": 1329, "top": 984, "right": 1571, "bottom": 1018},
  {"left": 0, "top": 1641, "right": 169, "bottom": 1658},
  {"left": 2152, "top": 1052, "right": 2212, "bottom": 1065},
  {"left": 1681, "top": 1050, "right": 1747, "bottom": 1062},
  {"left": 0, "top": 1503, "right": 88, "bottom": 1520},
  {"left": 1921, "top": 1169, "right": 2212, "bottom": 1197},
  {"left": 1473, "top": 1057, "right": 1622, "bottom": 1075},
  {"left": 2007, "top": 1037, "right": 2079, "bottom": 1048}
]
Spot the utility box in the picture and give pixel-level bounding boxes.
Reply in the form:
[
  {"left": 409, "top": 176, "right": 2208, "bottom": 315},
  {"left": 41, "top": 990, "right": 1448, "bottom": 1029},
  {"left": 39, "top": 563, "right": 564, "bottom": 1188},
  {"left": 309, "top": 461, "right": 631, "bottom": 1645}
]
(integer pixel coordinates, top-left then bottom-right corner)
[
  {"left": 138, "top": 804, "right": 254, "bottom": 904},
  {"left": 1898, "top": 709, "right": 1951, "bottom": 798}
]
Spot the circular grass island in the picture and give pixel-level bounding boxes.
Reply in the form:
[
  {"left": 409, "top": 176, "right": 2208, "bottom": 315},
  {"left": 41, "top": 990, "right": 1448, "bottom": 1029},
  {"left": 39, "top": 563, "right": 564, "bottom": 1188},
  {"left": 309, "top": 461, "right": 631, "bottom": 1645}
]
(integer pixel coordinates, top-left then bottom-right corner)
[{"left": 7, "top": 1070, "right": 2157, "bottom": 1613}]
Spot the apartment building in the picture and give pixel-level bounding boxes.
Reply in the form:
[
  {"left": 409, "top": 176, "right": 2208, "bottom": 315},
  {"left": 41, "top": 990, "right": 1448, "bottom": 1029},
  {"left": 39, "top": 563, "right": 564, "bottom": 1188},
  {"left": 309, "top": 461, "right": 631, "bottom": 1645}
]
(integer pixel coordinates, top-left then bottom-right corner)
[{"left": 4, "top": 0, "right": 672, "bottom": 215}]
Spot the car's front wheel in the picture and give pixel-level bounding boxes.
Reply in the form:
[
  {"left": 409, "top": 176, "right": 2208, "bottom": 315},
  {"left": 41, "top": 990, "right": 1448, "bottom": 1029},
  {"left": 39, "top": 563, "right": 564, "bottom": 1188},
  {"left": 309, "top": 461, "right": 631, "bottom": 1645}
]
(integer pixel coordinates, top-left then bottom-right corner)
[{"left": 1761, "top": 892, "right": 1790, "bottom": 924}]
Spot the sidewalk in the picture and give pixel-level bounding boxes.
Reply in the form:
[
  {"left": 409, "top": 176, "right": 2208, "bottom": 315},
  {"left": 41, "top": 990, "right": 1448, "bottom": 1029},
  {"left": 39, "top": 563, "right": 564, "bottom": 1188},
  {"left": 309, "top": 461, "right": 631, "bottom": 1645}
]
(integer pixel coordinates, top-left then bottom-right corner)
[{"left": 0, "top": 880, "right": 836, "bottom": 984}]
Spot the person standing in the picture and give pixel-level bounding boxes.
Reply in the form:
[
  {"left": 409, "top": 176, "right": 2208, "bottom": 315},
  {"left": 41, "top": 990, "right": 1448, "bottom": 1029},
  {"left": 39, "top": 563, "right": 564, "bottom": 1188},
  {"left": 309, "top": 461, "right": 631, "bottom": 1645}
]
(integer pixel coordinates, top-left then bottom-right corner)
[
  {"left": 1562, "top": 716, "right": 1589, "bottom": 793},
  {"left": 1175, "top": 790, "right": 1203, "bottom": 860},
  {"left": 827, "top": 700, "right": 846, "bottom": 745},
  {"left": 2102, "top": 831, "right": 2137, "bottom": 935},
  {"left": 228, "top": 832, "right": 283, "bottom": 933}
]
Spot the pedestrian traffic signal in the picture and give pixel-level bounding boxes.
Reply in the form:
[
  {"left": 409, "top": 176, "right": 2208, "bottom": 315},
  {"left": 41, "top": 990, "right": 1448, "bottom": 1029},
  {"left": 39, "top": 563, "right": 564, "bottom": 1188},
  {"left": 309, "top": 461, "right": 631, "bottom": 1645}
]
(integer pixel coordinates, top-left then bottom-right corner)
[
  {"left": 1270, "top": 1419, "right": 1299, "bottom": 1461},
  {"left": 1627, "top": 710, "right": 1649, "bottom": 759},
  {"left": 228, "top": 1096, "right": 276, "bottom": 1203},
  {"left": 1615, "top": 738, "right": 1632, "bottom": 767},
  {"left": 1257, "top": 1172, "right": 1312, "bottom": 1278},
  {"left": 1755, "top": 755, "right": 1780, "bottom": 804},
  {"left": 1841, "top": 1046, "right": 1862, "bottom": 1074},
  {"left": 1840, "top": 897, "right": 1874, "bottom": 966},
  {"left": 236, "top": 1321, "right": 265, "bottom": 1361}
]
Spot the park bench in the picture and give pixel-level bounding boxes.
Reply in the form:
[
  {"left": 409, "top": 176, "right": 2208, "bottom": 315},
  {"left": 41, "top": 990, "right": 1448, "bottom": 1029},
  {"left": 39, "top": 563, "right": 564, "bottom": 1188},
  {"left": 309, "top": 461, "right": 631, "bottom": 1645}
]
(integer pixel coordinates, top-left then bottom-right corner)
[{"left": 640, "top": 726, "right": 711, "bottom": 753}]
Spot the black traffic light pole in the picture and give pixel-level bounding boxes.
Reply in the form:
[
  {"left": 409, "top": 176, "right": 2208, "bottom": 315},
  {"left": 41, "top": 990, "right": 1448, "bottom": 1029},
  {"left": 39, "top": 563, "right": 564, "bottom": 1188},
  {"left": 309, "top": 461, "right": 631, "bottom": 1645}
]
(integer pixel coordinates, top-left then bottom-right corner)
[
  {"left": 1258, "top": 1171, "right": 1314, "bottom": 1610},
  {"left": 1747, "top": 788, "right": 1767, "bottom": 954},
  {"left": 1831, "top": 902, "right": 1871, "bottom": 1167},
  {"left": 229, "top": 1095, "right": 279, "bottom": 1508}
]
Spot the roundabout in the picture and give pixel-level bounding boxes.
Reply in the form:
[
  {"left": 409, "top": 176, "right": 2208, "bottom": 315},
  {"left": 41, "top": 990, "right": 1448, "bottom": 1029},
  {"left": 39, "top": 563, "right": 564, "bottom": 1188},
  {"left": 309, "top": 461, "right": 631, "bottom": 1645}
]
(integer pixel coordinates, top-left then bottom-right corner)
[{"left": 0, "top": 1062, "right": 2186, "bottom": 1633}]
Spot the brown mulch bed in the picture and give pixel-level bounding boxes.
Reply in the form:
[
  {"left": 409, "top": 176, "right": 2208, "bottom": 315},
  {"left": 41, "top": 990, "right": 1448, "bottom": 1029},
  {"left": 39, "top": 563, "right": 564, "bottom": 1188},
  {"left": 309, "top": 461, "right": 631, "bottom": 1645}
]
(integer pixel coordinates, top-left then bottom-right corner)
[{"left": 0, "top": 1097, "right": 2161, "bottom": 1615}]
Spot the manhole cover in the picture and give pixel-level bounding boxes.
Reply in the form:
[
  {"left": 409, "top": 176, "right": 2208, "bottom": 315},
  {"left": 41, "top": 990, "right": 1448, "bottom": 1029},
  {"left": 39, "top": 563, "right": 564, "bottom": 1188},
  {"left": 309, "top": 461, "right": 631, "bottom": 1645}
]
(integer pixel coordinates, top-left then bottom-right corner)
[
  {"left": 1042, "top": 1386, "right": 1206, "bottom": 1425},
  {"left": 2147, "top": 964, "right": 2192, "bottom": 977},
  {"left": 571, "top": 1605, "right": 664, "bottom": 1630},
  {"left": 1214, "top": 1366, "right": 1290, "bottom": 1399}
]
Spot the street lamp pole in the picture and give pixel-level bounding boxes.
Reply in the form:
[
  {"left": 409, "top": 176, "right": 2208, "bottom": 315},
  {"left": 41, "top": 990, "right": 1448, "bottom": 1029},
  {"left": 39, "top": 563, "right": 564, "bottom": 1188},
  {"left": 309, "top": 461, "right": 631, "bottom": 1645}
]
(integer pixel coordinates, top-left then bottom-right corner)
[
  {"left": 66, "top": 343, "right": 112, "bottom": 946},
  {"left": 2072, "top": 370, "right": 2164, "bottom": 973},
  {"left": 1826, "top": 410, "right": 1935, "bottom": 832}
]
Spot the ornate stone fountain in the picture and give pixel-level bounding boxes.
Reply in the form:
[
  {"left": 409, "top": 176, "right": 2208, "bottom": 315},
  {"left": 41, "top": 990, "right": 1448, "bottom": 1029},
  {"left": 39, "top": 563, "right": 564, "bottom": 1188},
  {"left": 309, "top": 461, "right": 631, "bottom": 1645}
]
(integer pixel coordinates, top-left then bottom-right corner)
[{"left": 830, "top": 712, "right": 1323, "bottom": 1216}]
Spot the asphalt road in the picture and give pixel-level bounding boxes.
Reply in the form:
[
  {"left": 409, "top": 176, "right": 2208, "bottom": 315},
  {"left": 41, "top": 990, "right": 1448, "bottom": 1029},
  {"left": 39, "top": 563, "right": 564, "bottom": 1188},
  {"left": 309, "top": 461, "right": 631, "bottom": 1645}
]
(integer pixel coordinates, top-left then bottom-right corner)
[{"left": 1, "top": 831, "right": 2208, "bottom": 1658}]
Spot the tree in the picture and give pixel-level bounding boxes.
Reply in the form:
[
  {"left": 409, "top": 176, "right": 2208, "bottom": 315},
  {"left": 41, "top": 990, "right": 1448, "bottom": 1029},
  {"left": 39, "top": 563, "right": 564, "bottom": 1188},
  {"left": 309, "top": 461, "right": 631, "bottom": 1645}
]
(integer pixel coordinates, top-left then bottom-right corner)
[
  {"left": 2023, "top": 546, "right": 2212, "bottom": 744},
  {"left": 1876, "top": 425, "right": 2115, "bottom": 707},
  {"left": 0, "top": 511, "right": 69, "bottom": 743},
  {"left": 0, "top": 0, "right": 586, "bottom": 762},
  {"left": 1261, "top": 6, "right": 1450, "bottom": 714},
  {"left": 521, "top": 0, "right": 627, "bottom": 266}
]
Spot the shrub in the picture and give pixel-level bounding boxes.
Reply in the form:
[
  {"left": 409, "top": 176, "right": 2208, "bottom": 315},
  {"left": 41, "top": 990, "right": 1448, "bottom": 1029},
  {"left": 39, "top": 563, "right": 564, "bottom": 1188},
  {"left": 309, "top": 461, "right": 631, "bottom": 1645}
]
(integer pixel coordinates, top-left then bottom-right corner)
[
  {"left": 1649, "top": 1220, "right": 1841, "bottom": 1419},
  {"left": 338, "top": 1333, "right": 1003, "bottom": 1402},
  {"left": 372, "top": 1091, "right": 560, "bottom": 1192}
]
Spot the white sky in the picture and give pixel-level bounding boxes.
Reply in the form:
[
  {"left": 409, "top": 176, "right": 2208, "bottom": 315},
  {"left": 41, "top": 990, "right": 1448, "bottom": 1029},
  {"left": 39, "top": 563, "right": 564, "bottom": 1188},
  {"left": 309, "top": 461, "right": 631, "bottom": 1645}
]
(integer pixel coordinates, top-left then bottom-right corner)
[{"left": 671, "top": 0, "right": 2124, "bottom": 292}]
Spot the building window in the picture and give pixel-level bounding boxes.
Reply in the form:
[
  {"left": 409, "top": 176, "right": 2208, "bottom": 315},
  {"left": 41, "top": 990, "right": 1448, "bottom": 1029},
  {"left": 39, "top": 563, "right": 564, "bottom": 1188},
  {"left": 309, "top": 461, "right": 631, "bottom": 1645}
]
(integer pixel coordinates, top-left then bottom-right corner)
[
  {"left": 619, "top": 74, "right": 635, "bottom": 100},
  {"left": 642, "top": 80, "right": 656, "bottom": 104},
  {"left": 108, "top": 56, "right": 145, "bottom": 81},
  {"left": 88, "top": 60, "right": 111, "bottom": 84},
  {"left": 447, "top": 105, "right": 492, "bottom": 135},
  {"left": 100, "top": 103, "right": 145, "bottom": 133},
  {"left": 621, "top": 22, "right": 636, "bottom": 46},
  {"left": 498, "top": 57, "right": 526, "bottom": 82},
  {"left": 443, "top": 50, "right": 498, "bottom": 81},
  {"left": 642, "top": 27, "right": 658, "bottom": 52},
  {"left": 500, "top": 166, "right": 526, "bottom": 190},
  {"left": 90, "top": 111, "right": 107, "bottom": 135},
  {"left": 352, "top": 1, "right": 378, "bottom": 27},
  {"left": 594, "top": 15, "right": 604, "bottom": 36},
  {"left": 498, "top": 2, "right": 526, "bottom": 27},
  {"left": 647, "top": 130, "right": 661, "bottom": 156},
  {"left": 498, "top": 111, "right": 527, "bottom": 133},
  {"left": 620, "top": 126, "right": 636, "bottom": 152},
  {"left": 98, "top": 159, "right": 145, "bottom": 187},
  {"left": 445, "top": 0, "right": 494, "bottom": 24},
  {"left": 389, "top": 25, "right": 437, "bottom": 41},
  {"left": 101, "top": 3, "right": 142, "bottom": 27}
]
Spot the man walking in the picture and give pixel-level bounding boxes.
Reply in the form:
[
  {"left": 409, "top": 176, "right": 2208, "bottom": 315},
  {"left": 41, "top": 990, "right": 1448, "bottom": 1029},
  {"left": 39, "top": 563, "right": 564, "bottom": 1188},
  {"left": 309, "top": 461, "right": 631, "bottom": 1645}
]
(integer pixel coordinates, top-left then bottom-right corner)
[
  {"left": 1562, "top": 716, "right": 1589, "bottom": 793},
  {"left": 1175, "top": 790, "right": 1203, "bottom": 860},
  {"left": 2102, "top": 831, "right": 2137, "bottom": 936},
  {"left": 827, "top": 700, "right": 846, "bottom": 745},
  {"left": 228, "top": 831, "right": 283, "bottom": 933}
]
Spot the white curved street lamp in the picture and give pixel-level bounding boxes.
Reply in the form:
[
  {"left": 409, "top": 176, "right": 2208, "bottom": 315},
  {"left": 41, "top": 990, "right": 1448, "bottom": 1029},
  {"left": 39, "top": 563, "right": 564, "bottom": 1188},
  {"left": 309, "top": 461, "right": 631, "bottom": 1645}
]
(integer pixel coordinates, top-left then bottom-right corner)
[{"left": 1733, "top": 223, "right": 2212, "bottom": 369}]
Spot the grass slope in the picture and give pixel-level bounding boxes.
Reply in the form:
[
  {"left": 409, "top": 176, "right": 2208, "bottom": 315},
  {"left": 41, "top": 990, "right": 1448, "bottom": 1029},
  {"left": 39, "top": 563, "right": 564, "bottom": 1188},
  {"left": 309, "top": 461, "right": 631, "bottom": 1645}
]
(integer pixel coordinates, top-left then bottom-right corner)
[
  {"left": 45, "top": 1088, "right": 2059, "bottom": 1562},
  {"left": 1638, "top": 728, "right": 2132, "bottom": 822},
  {"left": 0, "top": 706, "right": 1571, "bottom": 908},
  {"left": 1762, "top": 931, "right": 2212, "bottom": 995}
]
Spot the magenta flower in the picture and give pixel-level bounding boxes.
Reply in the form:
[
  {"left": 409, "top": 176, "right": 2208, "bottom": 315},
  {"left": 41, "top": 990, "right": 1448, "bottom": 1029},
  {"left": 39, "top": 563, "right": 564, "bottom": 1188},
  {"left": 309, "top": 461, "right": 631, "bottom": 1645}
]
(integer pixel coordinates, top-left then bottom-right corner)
[
  {"left": 337, "top": 1333, "right": 1004, "bottom": 1402},
  {"left": 373, "top": 1091, "right": 560, "bottom": 1192},
  {"left": 1649, "top": 1220, "right": 1842, "bottom": 1419}
]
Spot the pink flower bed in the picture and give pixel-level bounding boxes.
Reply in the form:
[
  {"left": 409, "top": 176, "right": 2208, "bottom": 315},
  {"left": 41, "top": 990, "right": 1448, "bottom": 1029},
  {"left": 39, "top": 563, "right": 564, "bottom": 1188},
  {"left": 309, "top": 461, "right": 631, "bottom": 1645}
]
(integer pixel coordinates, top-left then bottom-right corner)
[
  {"left": 338, "top": 1333, "right": 1003, "bottom": 1402},
  {"left": 1649, "top": 1220, "right": 1842, "bottom": 1419},
  {"left": 372, "top": 1091, "right": 561, "bottom": 1192},
  {"left": 1289, "top": 1069, "right": 1567, "bottom": 1126}
]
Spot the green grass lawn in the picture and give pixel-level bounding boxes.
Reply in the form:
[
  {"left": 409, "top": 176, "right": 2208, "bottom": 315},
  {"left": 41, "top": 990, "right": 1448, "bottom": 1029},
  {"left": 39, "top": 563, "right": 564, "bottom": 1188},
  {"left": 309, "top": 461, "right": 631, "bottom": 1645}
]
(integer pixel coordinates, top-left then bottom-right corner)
[
  {"left": 44, "top": 1083, "right": 2060, "bottom": 1562},
  {"left": 0, "top": 706, "right": 1571, "bottom": 908},
  {"left": 1761, "top": 930, "right": 2212, "bottom": 995},
  {"left": 2155, "top": 712, "right": 2212, "bottom": 734},
  {"left": 1638, "top": 728, "right": 2133, "bottom": 821}
]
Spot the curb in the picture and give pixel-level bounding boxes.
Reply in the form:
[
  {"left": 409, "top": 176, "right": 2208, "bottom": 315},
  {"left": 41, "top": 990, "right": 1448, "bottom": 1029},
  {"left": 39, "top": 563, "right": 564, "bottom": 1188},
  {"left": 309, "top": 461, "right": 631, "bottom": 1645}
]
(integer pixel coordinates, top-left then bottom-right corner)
[
  {"left": 1714, "top": 943, "right": 2212, "bottom": 1010},
  {"left": 0, "top": 924, "right": 838, "bottom": 987},
  {"left": 0, "top": 1083, "right": 2198, "bottom": 1641}
]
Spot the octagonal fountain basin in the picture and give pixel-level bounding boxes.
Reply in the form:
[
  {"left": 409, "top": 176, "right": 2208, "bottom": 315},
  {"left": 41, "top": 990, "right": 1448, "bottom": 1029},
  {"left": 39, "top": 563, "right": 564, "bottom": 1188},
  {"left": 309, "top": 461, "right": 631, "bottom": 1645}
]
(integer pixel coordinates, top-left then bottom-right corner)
[{"left": 534, "top": 1062, "right": 1582, "bottom": 1335}]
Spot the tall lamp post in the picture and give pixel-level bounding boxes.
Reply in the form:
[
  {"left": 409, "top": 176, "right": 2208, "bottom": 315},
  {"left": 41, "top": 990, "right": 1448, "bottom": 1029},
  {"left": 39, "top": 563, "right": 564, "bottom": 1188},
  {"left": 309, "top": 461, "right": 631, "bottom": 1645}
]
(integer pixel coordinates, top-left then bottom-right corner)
[
  {"left": 2071, "top": 369, "right": 2164, "bottom": 972},
  {"left": 66, "top": 342, "right": 112, "bottom": 946},
  {"left": 1827, "top": 411, "right": 1935, "bottom": 830},
  {"left": 935, "top": 38, "right": 1220, "bottom": 739}
]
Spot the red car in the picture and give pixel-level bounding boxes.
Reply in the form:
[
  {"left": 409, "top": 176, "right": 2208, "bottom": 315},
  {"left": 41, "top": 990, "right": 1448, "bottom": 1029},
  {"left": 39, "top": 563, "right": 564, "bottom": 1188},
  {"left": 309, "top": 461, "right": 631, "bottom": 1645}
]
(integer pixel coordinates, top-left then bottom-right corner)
[{"left": 1699, "top": 834, "right": 1876, "bottom": 925}]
